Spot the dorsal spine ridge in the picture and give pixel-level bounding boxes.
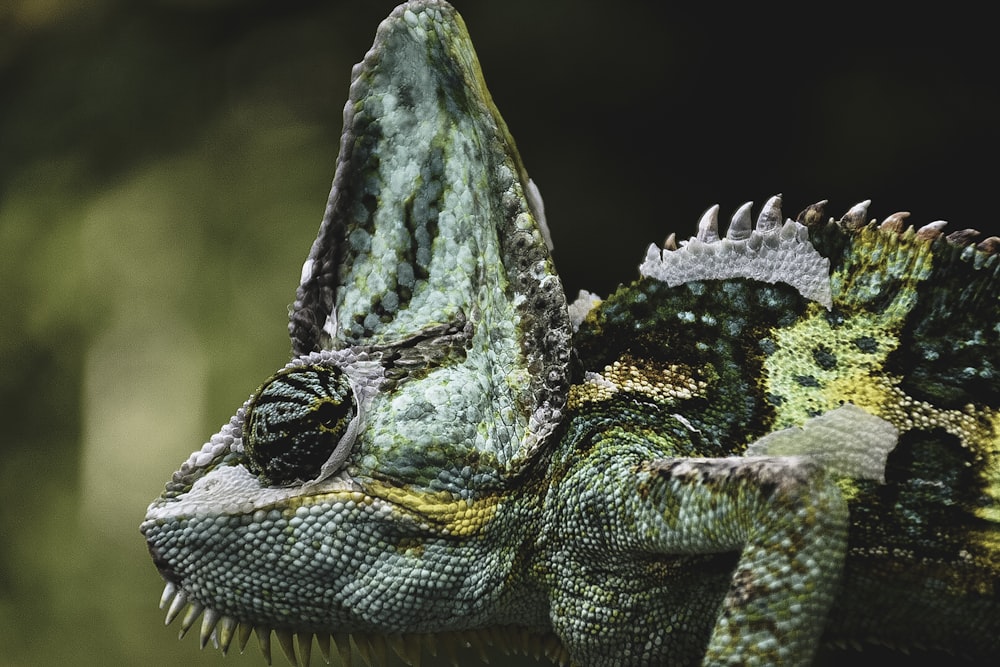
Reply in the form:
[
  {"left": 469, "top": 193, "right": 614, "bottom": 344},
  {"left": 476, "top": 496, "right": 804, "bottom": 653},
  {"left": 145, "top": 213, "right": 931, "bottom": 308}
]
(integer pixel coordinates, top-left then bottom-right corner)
[{"left": 638, "top": 196, "right": 833, "bottom": 308}]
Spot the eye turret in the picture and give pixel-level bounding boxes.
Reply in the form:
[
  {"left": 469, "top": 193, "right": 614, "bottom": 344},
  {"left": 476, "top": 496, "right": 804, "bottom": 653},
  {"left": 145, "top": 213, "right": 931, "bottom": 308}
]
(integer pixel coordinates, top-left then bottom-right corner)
[{"left": 243, "top": 365, "right": 357, "bottom": 486}]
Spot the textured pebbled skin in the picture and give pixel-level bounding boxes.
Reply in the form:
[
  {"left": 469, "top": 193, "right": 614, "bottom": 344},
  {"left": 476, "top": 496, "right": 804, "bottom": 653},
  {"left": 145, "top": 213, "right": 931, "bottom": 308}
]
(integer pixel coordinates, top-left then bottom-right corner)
[{"left": 142, "top": 2, "right": 1000, "bottom": 665}]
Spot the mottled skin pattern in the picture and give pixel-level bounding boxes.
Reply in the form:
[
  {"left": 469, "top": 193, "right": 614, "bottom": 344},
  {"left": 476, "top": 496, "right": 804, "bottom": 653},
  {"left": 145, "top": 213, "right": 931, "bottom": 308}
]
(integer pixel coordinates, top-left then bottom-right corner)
[{"left": 141, "top": 1, "right": 1000, "bottom": 665}]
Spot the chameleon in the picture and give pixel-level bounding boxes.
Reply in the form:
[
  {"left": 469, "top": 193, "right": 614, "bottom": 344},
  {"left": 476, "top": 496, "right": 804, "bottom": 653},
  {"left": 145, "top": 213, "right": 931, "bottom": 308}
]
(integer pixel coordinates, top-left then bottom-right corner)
[{"left": 140, "top": 1, "right": 1000, "bottom": 665}]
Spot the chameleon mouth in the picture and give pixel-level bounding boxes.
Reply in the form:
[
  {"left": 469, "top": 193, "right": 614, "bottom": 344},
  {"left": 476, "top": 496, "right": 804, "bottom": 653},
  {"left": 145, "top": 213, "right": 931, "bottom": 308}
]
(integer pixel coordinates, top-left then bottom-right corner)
[{"left": 157, "top": 581, "right": 571, "bottom": 666}]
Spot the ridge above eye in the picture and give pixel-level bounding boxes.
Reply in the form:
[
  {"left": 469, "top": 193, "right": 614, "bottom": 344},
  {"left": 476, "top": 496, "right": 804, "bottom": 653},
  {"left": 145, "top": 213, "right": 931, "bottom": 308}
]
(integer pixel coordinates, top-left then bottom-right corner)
[{"left": 242, "top": 365, "right": 357, "bottom": 486}]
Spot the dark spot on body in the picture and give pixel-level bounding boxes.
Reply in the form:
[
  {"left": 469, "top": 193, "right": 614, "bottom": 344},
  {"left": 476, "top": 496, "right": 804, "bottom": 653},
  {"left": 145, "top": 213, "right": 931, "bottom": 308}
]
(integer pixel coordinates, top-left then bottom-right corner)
[
  {"left": 794, "top": 374, "right": 820, "bottom": 387},
  {"left": 853, "top": 336, "right": 879, "bottom": 353},
  {"left": 812, "top": 346, "right": 838, "bottom": 370}
]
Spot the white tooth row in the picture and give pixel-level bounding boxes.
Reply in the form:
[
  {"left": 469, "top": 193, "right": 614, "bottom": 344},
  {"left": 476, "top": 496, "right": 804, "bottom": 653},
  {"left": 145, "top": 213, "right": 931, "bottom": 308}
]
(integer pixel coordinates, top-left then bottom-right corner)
[{"left": 159, "top": 582, "right": 572, "bottom": 667}]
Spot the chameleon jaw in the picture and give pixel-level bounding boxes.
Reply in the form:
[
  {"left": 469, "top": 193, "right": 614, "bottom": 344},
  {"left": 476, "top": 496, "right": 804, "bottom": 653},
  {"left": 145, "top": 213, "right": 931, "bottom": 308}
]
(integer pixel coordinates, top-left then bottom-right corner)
[{"left": 156, "top": 580, "right": 572, "bottom": 667}]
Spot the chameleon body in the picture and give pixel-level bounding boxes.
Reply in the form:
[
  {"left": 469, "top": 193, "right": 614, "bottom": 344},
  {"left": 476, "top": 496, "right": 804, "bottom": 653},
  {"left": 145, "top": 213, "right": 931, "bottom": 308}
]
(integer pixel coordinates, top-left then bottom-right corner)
[{"left": 141, "top": 1, "right": 1000, "bottom": 665}]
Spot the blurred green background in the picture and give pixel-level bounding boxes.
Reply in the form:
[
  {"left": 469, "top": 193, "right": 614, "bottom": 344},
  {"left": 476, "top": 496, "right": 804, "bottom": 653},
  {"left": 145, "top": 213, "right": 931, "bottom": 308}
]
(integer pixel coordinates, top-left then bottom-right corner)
[{"left": 2, "top": 1, "right": 997, "bottom": 665}]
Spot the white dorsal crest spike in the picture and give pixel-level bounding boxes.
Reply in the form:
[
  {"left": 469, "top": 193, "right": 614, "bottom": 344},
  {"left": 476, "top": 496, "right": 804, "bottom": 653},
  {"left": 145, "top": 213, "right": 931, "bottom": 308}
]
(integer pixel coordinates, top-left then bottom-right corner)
[
  {"left": 696, "top": 205, "right": 721, "bottom": 242},
  {"left": 755, "top": 194, "right": 783, "bottom": 232},
  {"left": 640, "top": 199, "right": 832, "bottom": 308},
  {"left": 727, "top": 201, "right": 753, "bottom": 240},
  {"left": 725, "top": 202, "right": 752, "bottom": 240}
]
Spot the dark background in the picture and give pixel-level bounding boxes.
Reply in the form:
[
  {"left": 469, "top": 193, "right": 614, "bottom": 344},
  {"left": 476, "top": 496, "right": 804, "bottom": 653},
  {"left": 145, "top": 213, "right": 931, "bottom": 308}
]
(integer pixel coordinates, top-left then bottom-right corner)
[{"left": 1, "top": 1, "right": 996, "bottom": 665}]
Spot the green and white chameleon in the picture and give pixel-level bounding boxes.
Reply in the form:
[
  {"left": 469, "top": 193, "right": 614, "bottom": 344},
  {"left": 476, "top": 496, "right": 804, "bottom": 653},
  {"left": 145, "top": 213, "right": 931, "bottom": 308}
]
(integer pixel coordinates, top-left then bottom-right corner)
[{"left": 141, "top": 1, "right": 1000, "bottom": 665}]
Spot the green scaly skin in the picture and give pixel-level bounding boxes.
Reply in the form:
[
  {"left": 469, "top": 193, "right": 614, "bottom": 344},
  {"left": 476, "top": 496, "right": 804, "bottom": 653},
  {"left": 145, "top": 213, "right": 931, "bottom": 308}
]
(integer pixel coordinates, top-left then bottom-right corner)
[{"left": 141, "top": 2, "right": 1000, "bottom": 665}]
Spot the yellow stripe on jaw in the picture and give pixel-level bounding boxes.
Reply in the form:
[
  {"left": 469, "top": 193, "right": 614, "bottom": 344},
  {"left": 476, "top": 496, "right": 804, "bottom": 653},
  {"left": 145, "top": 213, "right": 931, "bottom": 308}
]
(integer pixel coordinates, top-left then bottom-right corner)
[{"left": 365, "top": 479, "right": 500, "bottom": 537}]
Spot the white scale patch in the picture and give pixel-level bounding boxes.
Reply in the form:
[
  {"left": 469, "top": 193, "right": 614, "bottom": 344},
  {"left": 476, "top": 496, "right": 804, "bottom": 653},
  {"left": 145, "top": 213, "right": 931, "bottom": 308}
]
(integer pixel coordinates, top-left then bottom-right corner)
[{"left": 640, "top": 219, "right": 833, "bottom": 309}]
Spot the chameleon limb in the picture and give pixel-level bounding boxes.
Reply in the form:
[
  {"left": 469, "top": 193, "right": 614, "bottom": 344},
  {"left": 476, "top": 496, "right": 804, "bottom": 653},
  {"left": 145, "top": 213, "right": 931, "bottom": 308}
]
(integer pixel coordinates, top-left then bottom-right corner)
[{"left": 543, "top": 443, "right": 848, "bottom": 666}]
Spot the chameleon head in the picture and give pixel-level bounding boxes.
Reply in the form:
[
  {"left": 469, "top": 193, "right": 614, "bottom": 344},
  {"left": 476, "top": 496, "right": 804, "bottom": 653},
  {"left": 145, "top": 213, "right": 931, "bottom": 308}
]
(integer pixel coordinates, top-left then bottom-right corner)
[
  {"left": 139, "top": 348, "right": 539, "bottom": 643},
  {"left": 140, "top": 0, "right": 570, "bottom": 652}
]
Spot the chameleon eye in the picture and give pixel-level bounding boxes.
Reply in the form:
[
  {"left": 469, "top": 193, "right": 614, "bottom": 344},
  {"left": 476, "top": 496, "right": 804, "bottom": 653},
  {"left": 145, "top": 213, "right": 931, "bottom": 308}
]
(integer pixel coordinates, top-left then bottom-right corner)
[{"left": 242, "top": 365, "right": 357, "bottom": 486}]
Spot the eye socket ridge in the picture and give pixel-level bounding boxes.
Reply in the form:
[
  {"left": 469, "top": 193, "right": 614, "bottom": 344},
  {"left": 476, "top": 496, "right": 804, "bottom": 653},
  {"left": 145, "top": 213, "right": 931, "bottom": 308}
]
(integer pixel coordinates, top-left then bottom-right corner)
[{"left": 242, "top": 364, "right": 359, "bottom": 486}]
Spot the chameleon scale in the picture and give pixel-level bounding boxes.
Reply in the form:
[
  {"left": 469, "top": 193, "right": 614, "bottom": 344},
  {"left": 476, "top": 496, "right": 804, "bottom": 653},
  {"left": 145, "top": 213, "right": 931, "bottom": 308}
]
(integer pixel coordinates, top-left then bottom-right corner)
[{"left": 141, "top": 1, "right": 1000, "bottom": 665}]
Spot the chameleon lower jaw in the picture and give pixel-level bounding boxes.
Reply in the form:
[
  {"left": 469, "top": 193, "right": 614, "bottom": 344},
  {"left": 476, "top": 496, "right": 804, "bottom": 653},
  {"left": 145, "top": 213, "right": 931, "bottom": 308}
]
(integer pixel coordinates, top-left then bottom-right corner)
[{"left": 155, "top": 580, "right": 571, "bottom": 666}]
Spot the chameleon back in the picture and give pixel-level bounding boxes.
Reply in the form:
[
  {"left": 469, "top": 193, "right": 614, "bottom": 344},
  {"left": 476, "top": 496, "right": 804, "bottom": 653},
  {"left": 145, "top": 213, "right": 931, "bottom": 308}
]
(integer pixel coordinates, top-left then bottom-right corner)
[{"left": 570, "top": 201, "right": 1000, "bottom": 659}]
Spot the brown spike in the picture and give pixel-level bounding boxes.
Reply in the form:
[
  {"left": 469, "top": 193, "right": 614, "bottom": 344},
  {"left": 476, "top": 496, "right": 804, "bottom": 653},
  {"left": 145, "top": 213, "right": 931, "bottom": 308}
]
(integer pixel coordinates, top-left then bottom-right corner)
[
  {"left": 977, "top": 236, "right": 1000, "bottom": 254},
  {"left": 796, "top": 199, "right": 828, "bottom": 226},
  {"left": 946, "top": 228, "right": 981, "bottom": 246},
  {"left": 916, "top": 220, "right": 948, "bottom": 241},
  {"left": 839, "top": 199, "right": 871, "bottom": 229},
  {"left": 879, "top": 211, "right": 910, "bottom": 233},
  {"left": 663, "top": 232, "right": 677, "bottom": 251}
]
